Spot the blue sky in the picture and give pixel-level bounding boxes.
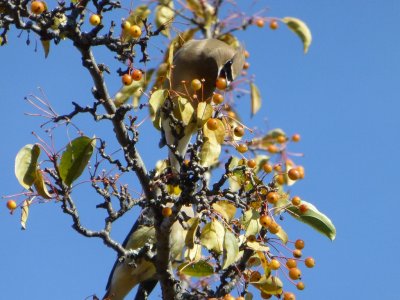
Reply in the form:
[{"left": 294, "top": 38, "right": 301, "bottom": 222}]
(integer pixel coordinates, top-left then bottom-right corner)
[{"left": 1, "top": 1, "right": 400, "bottom": 299}]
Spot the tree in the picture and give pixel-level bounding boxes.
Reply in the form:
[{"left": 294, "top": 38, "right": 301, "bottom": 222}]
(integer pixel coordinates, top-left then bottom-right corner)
[{"left": 1, "top": 1, "right": 335, "bottom": 299}]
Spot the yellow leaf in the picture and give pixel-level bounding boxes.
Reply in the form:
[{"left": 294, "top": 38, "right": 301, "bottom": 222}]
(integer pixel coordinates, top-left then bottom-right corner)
[
  {"left": 155, "top": 1, "right": 175, "bottom": 37},
  {"left": 222, "top": 230, "right": 239, "bottom": 269},
  {"left": 174, "top": 96, "right": 195, "bottom": 126},
  {"left": 212, "top": 200, "right": 237, "bottom": 223},
  {"left": 196, "top": 102, "right": 214, "bottom": 128},
  {"left": 251, "top": 275, "right": 283, "bottom": 295},
  {"left": 185, "top": 217, "right": 200, "bottom": 249},
  {"left": 250, "top": 82, "right": 262, "bottom": 116},
  {"left": 33, "top": 169, "right": 52, "bottom": 199},
  {"left": 199, "top": 138, "right": 221, "bottom": 168},
  {"left": 200, "top": 219, "right": 225, "bottom": 253},
  {"left": 203, "top": 119, "right": 225, "bottom": 144},
  {"left": 282, "top": 17, "right": 312, "bottom": 53},
  {"left": 149, "top": 89, "right": 168, "bottom": 129}
]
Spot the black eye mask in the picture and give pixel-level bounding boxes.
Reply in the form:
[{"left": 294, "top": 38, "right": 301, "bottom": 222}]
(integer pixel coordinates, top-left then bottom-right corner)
[{"left": 220, "top": 60, "right": 233, "bottom": 83}]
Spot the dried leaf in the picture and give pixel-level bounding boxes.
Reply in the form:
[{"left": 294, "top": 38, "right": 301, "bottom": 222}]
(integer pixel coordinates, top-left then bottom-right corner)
[
  {"left": 33, "top": 169, "right": 52, "bottom": 199},
  {"left": 282, "top": 17, "right": 312, "bottom": 53},
  {"left": 250, "top": 82, "right": 262, "bottom": 116},
  {"left": 41, "top": 39, "right": 50, "bottom": 58},
  {"left": 20, "top": 199, "right": 32, "bottom": 230},
  {"left": 185, "top": 217, "right": 200, "bottom": 249}
]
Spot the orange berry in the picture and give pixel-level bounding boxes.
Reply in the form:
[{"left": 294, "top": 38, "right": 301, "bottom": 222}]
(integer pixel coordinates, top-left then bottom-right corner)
[
  {"left": 234, "top": 126, "right": 245, "bottom": 137},
  {"left": 132, "top": 69, "right": 143, "bottom": 81},
  {"left": 121, "top": 20, "right": 131, "bottom": 30},
  {"left": 296, "top": 166, "right": 305, "bottom": 179},
  {"left": 162, "top": 207, "right": 172, "bottom": 217},
  {"left": 288, "top": 268, "right": 301, "bottom": 280},
  {"left": 299, "top": 204, "right": 308, "bottom": 213},
  {"left": 273, "top": 164, "right": 282, "bottom": 172},
  {"left": 236, "top": 144, "right": 248, "bottom": 153},
  {"left": 269, "top": 259, "right": 280, "bottom": 270},
  {"left": 243, "top": 62, "right": 250, "bottom": 70},
  {"left": 129, "top": 25, "right": 142, "bottom": 38},
  {"left": 291, "top": 196, "right": 301, "bottom": 206},
  {"left": 267, "top": 144, "right": 279, "bottom": 153},
  {"left": 286, "top": 259, "right": 297, "bottom": 269},
  {"left": 191, "top": 79, "right": 202, "bottom": 91},
  {"left": 244, "top": 50, "right": 250, "bottom": 58},
  {"left": 247, "top": 235, "right": 256, "bottom": 242},
  {"left": 223, "top": 295, "right": 235, "bottom": 300},
  {"left": 267, "top": 192, "right": 279, "bottom": 204},
  {"left": 216, "top": 77, "right": 227, "bottom": 90},
  {"left": 294, "top": 239, "right": 305, "bottom": 250},
  {"left": 247, "top": 159, "right": 256, "bottom": 168},
  {"left": 292, "top": 133, "right": 301, "bottom": 142},
  {"left": 296, "top": 282, "right": 305, "bottom": 290},
  {"left": 262, "top": 163, "right": 273, "bottom": 173},
  {"left": 249, "top": 270, "right": 261, "bottom": 282},
  {"left": 276, "top": 174, "right": 286, "bottom": 185},
  {"left": 207, "top": 118, "right": 218, "bottom": 131},
  {"left": 305, "top": 257, "right": 315, "bottom": 268},
  {"left": 261, "top": 292, "right": 272, "bottom": 299},
  {"left": 122, "top": 74, "right": 133, "bottom": 85},
  {"left": 255, "top": 18, "right": 265, "bottom": 28},
  {"left": 212, "top": 93, "right": 224, "bottom": 104},
  {"left": 31, "top": 1, "right": 45, "bottom": 14},
  {"left": 288, "top": 168, "right": 300, "bottom": 181},
  {"left": 268, "top": 222, "right": 280, "bottom": 234},
  {"left": 283, "top": 292, "right": 295, "bottom": 300},
  {"left": 236, "top": 297, "right": 245, "bottom": 300},
  {"left": 293, "top": 249, "right": 302, "bottom": 258},
  {"left": 277, "top": 135, "right": 286, "bottom": 144},
  {"left": 259, "top": 215, "right": 272, "bottom": 228},
  {"left": 89, "top": 14, "right": 101, "bottom": 26},
  {"left": 6, "top": 200, "right": 17, "bottom": 210},
  {"left": 269, "top": 20, "right": 279, "bottom": 30}
]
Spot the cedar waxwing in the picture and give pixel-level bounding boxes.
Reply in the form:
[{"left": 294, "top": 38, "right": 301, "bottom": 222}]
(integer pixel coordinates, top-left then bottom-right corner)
[
  {"left": 162, "top": 38, "right": 245, "bottom": 172},
  {"left": 104, "top": 39, "right": 244, "bottom": 300},
  {"left": 103, "top": 205, "right": 194, "bottom": 300}
]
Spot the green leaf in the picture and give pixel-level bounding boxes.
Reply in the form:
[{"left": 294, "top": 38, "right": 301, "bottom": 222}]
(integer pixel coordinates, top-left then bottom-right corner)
[
  {"left": 240, "top": 209, "right": 261, "bottom": 237},
  {"left": 251, "top": 275, "right": 283, "bottom": 295},
  {"left": 200, "top": 219, "right": 225, "bottom": 253},
  {"left": 250, "top": 82, "right": 262, "bottom": 116},
  {"left": 149, "top": 89, "right": 168, "bottom": 130},
  {"left": 282, "top": 17, "right": 312, "bottom": 53},
  {"left": 178, "top": 260, "right": 214, "bottom": 277},
  {"left": 222, "top": 230, "right": 239, "bottom": 269},
  {"left": 275, "top": 225, "right": 288, "bottom": 244},
  {"left": 15, "top": 144, "right": 40, "bottom": 189},
  {"left": 33, "top": 169, "right": 52, "bottom": 199},
  {"left": 59, "top": 136, "right": 96, "bottom": 187},
  {"left": 287, "top": 200, "right": 336, "bottom": 240},
  {"left": 125, "top": 225, "right": 156, "bottom": 249}
]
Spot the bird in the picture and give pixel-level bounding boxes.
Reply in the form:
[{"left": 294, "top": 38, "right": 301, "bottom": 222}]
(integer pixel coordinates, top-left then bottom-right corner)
[
  {"left": 104, "top": 38, "right": 245, "bottom": 300},
  {"left": 103, "top": 205, "right": 194, "bottom": 300},
  {"left": 161, "top": 38, "right": 245, "bottom": 173}
]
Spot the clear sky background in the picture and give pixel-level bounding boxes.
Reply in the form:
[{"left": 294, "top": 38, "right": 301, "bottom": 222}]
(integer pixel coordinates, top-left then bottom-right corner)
[{"left": 1, "top": 1, "right": 399, "bottom": 299}]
